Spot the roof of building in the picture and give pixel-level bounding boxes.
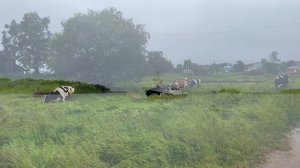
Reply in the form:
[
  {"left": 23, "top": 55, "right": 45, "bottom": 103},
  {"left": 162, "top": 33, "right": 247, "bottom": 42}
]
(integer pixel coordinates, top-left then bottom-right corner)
[{"left": 287, "top": 66, "right": 300, "bottom": 69}]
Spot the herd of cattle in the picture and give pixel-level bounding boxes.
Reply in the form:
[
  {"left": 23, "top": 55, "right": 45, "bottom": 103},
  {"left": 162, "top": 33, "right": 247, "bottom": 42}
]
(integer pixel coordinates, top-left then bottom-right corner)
[
  {"left": 42, "top": 74, "right": 292, "bottom": 102},
  {"left": 145, "top": 78, "right": 201, "bottom": 96}
]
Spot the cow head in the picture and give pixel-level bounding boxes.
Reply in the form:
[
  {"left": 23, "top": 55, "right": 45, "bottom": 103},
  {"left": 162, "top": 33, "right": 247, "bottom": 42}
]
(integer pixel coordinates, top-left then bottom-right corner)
[
  {"left": 60, "top": 86, "right": 75, "bottom": 95},
  {"left": 68, "top": 87, "right": 75, "bottom": 95}
]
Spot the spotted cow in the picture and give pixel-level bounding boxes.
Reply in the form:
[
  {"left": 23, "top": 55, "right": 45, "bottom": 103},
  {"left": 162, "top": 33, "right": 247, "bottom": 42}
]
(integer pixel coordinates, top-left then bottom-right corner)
[{"left": 44, "top": 86, "right": 75, "bottom": 103}]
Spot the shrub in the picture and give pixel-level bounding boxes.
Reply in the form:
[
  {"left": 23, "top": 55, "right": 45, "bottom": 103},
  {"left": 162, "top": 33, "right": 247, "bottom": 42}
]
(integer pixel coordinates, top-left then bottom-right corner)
[
  {"left": 280, "top": 89, "right": 300, "bottom": 94},
  {"left": 219, "top": 88, "right": 241, "bottom": 94}
]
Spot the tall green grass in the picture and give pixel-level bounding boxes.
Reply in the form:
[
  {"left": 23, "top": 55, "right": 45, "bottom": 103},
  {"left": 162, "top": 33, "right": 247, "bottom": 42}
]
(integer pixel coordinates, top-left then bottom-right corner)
[{"left": 0, "top": 74, "right": 300, "bottom": 167}]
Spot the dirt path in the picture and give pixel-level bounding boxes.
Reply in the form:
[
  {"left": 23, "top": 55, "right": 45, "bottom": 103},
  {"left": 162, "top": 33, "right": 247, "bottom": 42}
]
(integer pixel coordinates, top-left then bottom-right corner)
[{"left": 258, "top": 126, "right": 300, "bottom": 168}]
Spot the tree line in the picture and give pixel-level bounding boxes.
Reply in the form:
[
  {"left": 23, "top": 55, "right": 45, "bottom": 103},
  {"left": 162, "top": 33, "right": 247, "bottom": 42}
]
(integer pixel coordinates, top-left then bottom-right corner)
[
  {"left": 0, "top": 8, "right": 173, "bottom": 85},
  {"left": 175, "top": 52, "right": 297, "bottom": 76},
  {"left": 0, "top": 8, "right": 298, "bottom": 85}
]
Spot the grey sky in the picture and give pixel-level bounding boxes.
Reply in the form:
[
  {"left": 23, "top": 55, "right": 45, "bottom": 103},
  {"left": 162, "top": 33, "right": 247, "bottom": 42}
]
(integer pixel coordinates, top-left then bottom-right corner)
[{"left": 1, "top": 0, "right": 300, "bottom": 64}]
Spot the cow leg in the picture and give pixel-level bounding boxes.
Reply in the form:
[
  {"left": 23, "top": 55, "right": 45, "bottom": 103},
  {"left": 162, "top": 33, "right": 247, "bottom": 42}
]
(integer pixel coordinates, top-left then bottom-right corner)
[{"left": 44, "top": 95, "right": 49, "bottom": 103}]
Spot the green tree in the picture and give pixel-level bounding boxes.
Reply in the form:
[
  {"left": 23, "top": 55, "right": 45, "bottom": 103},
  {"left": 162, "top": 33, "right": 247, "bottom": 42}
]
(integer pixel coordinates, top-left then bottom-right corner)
[
  {"left": 279, "top": 60, "right": 297, "bottom": 72},
  {"left": 210, "top": 60, "right": 219, "bottom": 73},
  {"left": 2, "top": 12, "right": 51, "bottom": 74},
  {"left": 286, "top": 60, "right": 297, "bottom": 67},
  {"left": 0, "top": 50, "right": 21, "bottom": 74},
  {"left": 146, "top": 51, "right": 173, "bottom": 75},
  {"left": 232, "top": 60, "right": 246, "bottom": 72},
  {"left": 270, "top": 51, "right": 280, "bottom": 63},
  {"left": 183, "top": 59, "right": 192, "bottom": 68},
  {"left": 49, "top": 8, "right": 149, "bottom": 85},
  {"left": 176, "top": 59, "right": 211, "bottom": 75},
  {"left": 175, "top": 64, "right": 183, "bottom": 73},
  {"left": 262, "top": 51, "right": 281, "bottom": 75},
  {"left": 260, "top": 58, "right": 268, "bottom": 65}
]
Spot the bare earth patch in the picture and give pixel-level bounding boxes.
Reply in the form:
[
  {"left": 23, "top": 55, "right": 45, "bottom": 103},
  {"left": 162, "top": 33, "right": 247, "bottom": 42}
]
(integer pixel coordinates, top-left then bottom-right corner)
[{"left": 258, "top": 126, "right": 300, "bottom": 168}]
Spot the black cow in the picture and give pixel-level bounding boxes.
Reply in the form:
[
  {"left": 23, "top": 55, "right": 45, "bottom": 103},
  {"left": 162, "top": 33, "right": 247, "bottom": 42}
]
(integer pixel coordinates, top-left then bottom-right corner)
[
  {"left": 145, "top": 84, "right": 175, "bottom": 96},
  {"left": 274, "top": 74, "right": 289, "bottom": 89}
]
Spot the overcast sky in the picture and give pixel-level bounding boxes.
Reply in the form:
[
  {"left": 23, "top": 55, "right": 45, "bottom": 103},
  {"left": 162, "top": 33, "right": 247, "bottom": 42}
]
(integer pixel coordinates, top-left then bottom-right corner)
[{"left": 1, "top": 0, "right": 300, "bottom": 64}]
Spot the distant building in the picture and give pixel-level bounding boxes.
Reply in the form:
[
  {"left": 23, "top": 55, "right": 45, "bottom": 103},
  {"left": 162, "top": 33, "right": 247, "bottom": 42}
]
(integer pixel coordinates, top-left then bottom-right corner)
[
  {"left": 223, "top": 65, "right": 232, "bottom": 73},
  {"left": 287, "top": 66, "right": 300, "bottom": 75},
  {"left": 182, "top": 68, "right": 194, "bottom": 74},
  {"left": 246, "top": 62, "right": 263, "bottom": 71}
]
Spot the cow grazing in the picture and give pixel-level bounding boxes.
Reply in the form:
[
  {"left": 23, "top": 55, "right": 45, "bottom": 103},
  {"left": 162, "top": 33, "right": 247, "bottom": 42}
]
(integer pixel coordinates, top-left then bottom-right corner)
[
  {"left": 197, "top": 79, "right": 201, "bottom": 87},
  {"left": 43, "top": 91, "right": 64, "bottom": 103},
  {"left": 274, "top": 74, "right": 289, "bottom": 89},
  {"left": 188, "top": 79, "right": 201, "bottom": 88},
  {"left": 44, "top": 86, "right": 75, "bottom": 103},
  {"left": 188, "top": 79, "right": 198, "bottom": 87},
  {"left": 146, "top": 84, "right": 175, "bottom": 96},
  {"left": 171, "top": 78, "right": 188, "bottom": 90}
]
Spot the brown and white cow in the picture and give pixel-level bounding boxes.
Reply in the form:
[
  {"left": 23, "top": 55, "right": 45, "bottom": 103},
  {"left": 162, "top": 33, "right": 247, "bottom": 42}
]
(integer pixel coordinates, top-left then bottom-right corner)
[{"left": 171, "top": 78, "right": 188, "bottom": 90}]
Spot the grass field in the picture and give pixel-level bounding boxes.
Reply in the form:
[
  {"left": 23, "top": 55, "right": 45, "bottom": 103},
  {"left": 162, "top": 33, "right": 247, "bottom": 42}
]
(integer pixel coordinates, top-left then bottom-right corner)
[{"left": 0, "top": 73, "right": 300, "bottom": 168}]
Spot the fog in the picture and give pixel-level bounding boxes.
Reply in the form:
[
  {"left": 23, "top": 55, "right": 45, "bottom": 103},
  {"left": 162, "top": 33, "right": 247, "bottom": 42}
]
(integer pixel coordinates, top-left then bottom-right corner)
[
  {"left": 1, "top": 0, "right": 300, "bottom": 65},
  {"left": 1, "top": 2, "right": 300, "bottom": 168}
]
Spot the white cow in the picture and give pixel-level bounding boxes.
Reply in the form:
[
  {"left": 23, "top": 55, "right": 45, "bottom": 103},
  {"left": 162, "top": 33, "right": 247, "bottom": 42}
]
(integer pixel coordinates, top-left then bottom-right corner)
[
  {"left": 44, "top": 86, "right": 75, "bottom": 103},
  {"left": 188, "top": 79, "right": 201, "bottom": 88},
  {"left": 196, "top": 79, "right": 201, "bottom": 87}
]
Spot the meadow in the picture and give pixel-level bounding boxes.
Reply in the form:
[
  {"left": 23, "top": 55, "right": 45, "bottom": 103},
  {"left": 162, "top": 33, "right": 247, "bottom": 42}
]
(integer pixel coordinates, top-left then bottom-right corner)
[{"left": 0, "top": 73, "right": 300, "bottom": 168}]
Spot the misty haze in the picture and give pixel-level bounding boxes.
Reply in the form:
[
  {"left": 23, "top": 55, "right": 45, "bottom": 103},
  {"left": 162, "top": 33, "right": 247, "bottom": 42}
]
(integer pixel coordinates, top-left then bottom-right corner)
[{"left": 0, "top": 1, "right": 300, "bottom": 168}]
